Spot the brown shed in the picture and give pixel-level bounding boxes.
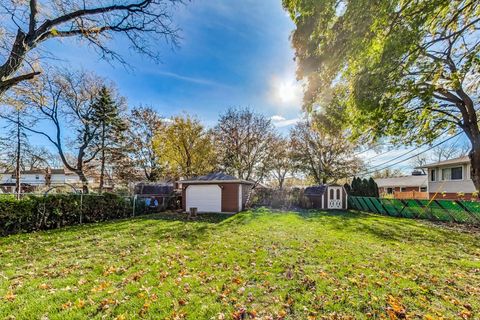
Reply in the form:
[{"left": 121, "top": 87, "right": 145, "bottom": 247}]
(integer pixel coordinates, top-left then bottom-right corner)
[
  {"left": 179, "top": 173, "right": 254, "bottom": 213},
  {"left": 304, "top": 184, "right": 348, "bottom": 210}
]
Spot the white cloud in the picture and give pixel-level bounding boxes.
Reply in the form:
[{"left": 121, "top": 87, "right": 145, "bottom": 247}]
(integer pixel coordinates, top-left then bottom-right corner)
[
  {"left": 151, "top": 70, "right": 229, "bottom": 88},
  {"left": 270, "top": 115, "right": 300, "bottom": 127}
]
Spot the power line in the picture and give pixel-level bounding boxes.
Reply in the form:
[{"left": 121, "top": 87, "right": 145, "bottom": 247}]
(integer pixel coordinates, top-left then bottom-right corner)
[
  {"left": 358, "top": 128, "right": 453, "bottom": 171},
  {"left": 357, "top": 132, "right": 463, "bottom": 177}
]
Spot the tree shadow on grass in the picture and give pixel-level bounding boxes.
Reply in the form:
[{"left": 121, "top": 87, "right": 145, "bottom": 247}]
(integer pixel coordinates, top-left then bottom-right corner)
[{"left": 139, "top": 211, "right": 232, "bottom": 224}]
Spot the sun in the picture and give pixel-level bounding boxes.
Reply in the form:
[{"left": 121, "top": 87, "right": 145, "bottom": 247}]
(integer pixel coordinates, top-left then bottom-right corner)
[{"left": 269, "top": 75, "right": 302, "bottom": 106}]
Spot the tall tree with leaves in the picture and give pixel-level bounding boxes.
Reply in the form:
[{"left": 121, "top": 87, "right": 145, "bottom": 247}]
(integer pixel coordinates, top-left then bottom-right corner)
[
  {"left": 290, "top": 119, "right": 362, "bottom": 184},
  {"left": 269, "top": 135, "right": 294, "bottom": 189},
  {"left": 153, "top": 115, "right": 216, "bottom": 178},
  {"left": 90, "top": 86, "right": 127, "bottom": 192},
  {"left": 283, "top": 0, "right": 480, "bottom": 188}
]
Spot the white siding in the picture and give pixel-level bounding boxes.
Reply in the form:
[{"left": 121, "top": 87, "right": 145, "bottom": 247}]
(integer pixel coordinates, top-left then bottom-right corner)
[{"left": 427, "top": 164, "right": 476, "bottom": 193}]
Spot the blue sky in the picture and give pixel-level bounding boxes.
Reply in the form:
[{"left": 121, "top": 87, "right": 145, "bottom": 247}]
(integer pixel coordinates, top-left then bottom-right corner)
[
  {"left": 43, "top": 0, "right": 303, "bottom": 129},
  {"left": 1, "top": 0, "right": 470, "bottom": 173}
]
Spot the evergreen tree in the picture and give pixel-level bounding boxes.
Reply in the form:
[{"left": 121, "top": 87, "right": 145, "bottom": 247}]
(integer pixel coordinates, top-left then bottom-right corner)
[
  {"left": 350, "top": 177, "right": 360, "bottom": 196},
  {"left": 368, "top": 177, "right": 379, "bottom": 198},
  {"left": 91, "top": 86, "right": 127, "bottom": 193},
  {"left": 343, "top": 183, "right": 351, "bottom": 195}
]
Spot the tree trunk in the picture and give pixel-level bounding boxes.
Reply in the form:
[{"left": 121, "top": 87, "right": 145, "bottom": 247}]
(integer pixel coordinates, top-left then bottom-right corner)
[
  {"left": 99, "top": 123, "right": 106, "bottom": 193},
  {"left": 469, "top": 142, "right": 480, "bottom": 191},
  {"left": 99, "top": 148, "right": 105, "bottom": 193},
  {"left": 77, "top": 170, "right": 89, "bottom": 194},
  {"left": 15, "top": 111, "right": 21, "bottom": 200}
]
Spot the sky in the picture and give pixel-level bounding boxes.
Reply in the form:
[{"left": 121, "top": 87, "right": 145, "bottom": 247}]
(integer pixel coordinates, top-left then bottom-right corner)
[
  {"left": 43, "top": 0, "right": 303, "bottom": 130},
  {"left": 1, "top": 0, "right": 471, "bottom": 174}
]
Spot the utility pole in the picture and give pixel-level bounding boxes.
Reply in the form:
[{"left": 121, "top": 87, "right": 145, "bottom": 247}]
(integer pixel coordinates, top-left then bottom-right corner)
[{"left": 15, "top": 110, "right": 21, "bottom": 200}]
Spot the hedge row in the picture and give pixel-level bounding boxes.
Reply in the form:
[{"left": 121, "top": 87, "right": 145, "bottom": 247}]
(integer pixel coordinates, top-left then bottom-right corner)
[{"left": 0, "top": 193, "right": 146, "bottom": 236}]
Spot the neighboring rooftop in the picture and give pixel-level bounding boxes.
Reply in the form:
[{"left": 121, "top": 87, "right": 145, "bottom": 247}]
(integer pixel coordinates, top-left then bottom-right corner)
[
  {"left": 375, "top": 175, "right": 428, "bottom": 188},
  {"left": 2, "top": 168, "right": 67, "bottom": 175},
  {"left": 419, "top": 156, "right": 470, "bottom": 169}
]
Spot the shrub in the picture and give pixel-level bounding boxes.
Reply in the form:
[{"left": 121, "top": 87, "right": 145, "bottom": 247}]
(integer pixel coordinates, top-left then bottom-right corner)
[{"left": 0, "top": 193, "right": 144, "bottom": 236}]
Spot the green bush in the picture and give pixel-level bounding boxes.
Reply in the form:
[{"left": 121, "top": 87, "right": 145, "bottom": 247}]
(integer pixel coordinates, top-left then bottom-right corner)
[{"left": 0, "top": 193, "right": 144, "bottom": 236}]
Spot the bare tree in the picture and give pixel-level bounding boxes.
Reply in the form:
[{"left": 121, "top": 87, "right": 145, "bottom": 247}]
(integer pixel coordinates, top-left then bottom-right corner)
[
  {"left": 371, "top": 168, "right": 406, "bottom": 179},
  {"left": 127, "top": 106, "right": 165, "bottom": 181},
  {"left": 410, "top": 155, "right": 428, "bottom": 174},
  {"left": 431, "top": 142, "right": 470, "bottom": 162},
  {"left": 0, "top": 0, "right": 184, "bottom": 96},
  {"left": 15, "top": 69, "right": 104, "bottom": 193},
  {"left": 214, "top": 107, "right": 277, "bottom": 182}
]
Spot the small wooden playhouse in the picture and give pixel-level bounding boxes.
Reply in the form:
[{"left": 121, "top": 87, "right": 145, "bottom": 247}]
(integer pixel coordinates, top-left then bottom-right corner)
[{"left": 304, "top": 184, "right": 348, "bottom": 210}]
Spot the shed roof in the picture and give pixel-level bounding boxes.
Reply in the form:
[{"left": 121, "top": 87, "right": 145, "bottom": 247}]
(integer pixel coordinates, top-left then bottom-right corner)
[
  {"left": 304, "top": 185, "right": 328, "bottom": 196},
  {"left": 179, "top": 172, "right": 254, "bottom": 184}
]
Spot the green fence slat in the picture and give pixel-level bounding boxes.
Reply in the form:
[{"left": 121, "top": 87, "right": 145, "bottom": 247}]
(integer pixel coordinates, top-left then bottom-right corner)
[
  {"left": 391, "top": 200, "right": 414, "bottom": 218},
  {"left": 388, "top": 199, "right": 410, "bottom": 218},
  {"left": 347, "top": 197, "right": 355, "bottom": 209},
  {"left": 353, "top": 197, "right": 363, "bottom": 211},
  {"left": 357, "top": 197, "right": 370, "bottom": 211},
  {"left": 364, "top": 197, "right": 380, "bottom": 213},
  {"left": 418, "top": 200, "right": 451, "bottom": 221},
  {"left": 370, "top": 198, "right": 387, "bottom": 215},
  {"left": 458, "top": 201, "right": 480, "bottom": 223},
  {"left": 349, "top": 196, "right": 480, "bottom": 226},
  {"left": 436, "top": 200, "right": 473, "bottom": 223},
  {"left": 379, "top": 199, "right": 398, "bottom": 216},
  {"left": 404, "top": 200, "right": 426, "bottom": 219},
  {"left": 351, "top": 197, "right": 362, "bottom": 210}
]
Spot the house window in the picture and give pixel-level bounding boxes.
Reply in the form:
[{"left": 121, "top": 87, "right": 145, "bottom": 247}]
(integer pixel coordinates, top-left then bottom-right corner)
[
  {"left": 35, "top": 175, "right": 40, "bottom": 180},
  {"left": 400, "top": 187, "right": 407, "bottom": 192},
  {"left": 442, "top": 166, "right": 463, "bottom": 181},
  {"left": 430, "top": 169, "right": 436, "bottom": 182},
  {"left": 387, "top": 187, "right": 393, "bottom": 194}
]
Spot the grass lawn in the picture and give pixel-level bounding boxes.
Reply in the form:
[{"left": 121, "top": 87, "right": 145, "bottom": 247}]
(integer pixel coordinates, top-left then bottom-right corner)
[{"left": 1, "top": 209, "right": 480, "bottom": 319}]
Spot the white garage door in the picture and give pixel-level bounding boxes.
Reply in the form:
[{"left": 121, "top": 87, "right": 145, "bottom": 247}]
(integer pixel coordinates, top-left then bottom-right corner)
[{"left": 186, "top": 185, "right": 222, "bottom": 212}]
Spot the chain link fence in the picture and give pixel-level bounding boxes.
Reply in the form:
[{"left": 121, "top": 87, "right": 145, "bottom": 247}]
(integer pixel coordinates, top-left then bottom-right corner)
[{"left": 348, "top": 196, "right": 480, "bottom": 225}]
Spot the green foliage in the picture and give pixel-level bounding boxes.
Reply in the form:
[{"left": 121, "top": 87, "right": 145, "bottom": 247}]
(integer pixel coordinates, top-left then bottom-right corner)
[
  {"left": 283, "top": 0, "right": 480, "bottom": 145},
  {"left": 290, "top": 119, "right": 362, "bottom": 184},
  {"left": 349, "top": 177, "right": 378, "bottom": 197},
  {"left": 90, "top": 86, "right": 128, "bottom": 190},
  {"left": 1, "top": 209, "right": 479, "bottom": 318},
  {"left": 0, "top": 194, "right": 138, "bottom": 236},
  {"left": 153, "top": 114, "right": 217, "bottom": 178}
]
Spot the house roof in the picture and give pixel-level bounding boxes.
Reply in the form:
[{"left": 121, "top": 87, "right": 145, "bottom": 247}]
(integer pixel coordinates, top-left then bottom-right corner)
[
  {"left": 419, "top": 156, "right": 470, "bottom": 169},
  {"left": 179, "top": 172, "right": 254, "bottom": 184},
  {"left": 2, "top": 168, "right": 66, "bottom": 175},
  {"left": 374, "top": 175, "right": 428, "bottom": 188}
]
